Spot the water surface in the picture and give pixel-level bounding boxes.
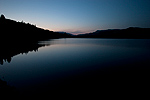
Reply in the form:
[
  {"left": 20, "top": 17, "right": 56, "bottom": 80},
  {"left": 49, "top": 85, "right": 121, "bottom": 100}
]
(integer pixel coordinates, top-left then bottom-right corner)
[{"left": 0, "top": 38, "right": 150, "bottom": 96}]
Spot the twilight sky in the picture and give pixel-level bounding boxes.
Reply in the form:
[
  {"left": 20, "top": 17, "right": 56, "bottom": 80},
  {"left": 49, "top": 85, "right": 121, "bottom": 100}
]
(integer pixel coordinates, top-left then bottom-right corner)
[{"left": 1, "top": 0, "right": 150, "bottom": 34}]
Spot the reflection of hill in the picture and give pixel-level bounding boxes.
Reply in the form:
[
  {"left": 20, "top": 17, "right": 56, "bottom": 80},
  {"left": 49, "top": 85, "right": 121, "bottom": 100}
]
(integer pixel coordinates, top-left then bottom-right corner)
[
  {"left": 77, "top": 27, "right": 150, "bottom": 38},
  {"left": 0, "top": 42, "right": 46, "bottom": 65}
]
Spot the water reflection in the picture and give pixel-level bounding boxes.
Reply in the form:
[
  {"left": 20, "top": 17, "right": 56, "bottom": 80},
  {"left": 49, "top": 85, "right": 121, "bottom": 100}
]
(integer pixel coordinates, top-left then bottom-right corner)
[
  {"left": 0, "top": 38, "right": 150, "bottom": 97},
  {"left": 39, "top": 38, "right": 150, "bottom": 49},
  {"left": 1, "top": 38, "right": 150, "bottom": 65},
  {"left": 0, "top": 42, "right": 47, "bottom": 65}
]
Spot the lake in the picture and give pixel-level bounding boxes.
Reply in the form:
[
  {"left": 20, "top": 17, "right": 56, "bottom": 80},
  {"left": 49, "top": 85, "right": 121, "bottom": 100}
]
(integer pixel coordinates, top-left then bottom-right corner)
[{"left": 0, "top": 38, "right": 150, "bottom": 97}]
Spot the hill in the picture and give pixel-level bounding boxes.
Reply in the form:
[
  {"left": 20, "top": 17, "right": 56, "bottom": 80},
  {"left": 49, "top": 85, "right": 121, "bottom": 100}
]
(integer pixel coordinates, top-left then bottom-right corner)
[
  {"left": 76, "top": 27, "right": 150, "bottom": 39},
  {"left": 0, "top": 14, "right": 72, "bottom": 43}
]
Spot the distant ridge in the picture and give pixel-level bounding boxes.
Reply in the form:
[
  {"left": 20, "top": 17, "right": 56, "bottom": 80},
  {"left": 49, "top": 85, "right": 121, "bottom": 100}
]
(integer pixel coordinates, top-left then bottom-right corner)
[{"left": 76, "top": 27, "right": 150, "bottom": 39}]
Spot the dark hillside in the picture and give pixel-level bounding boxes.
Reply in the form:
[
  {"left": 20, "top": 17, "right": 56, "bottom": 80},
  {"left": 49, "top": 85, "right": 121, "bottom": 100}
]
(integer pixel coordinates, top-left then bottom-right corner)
[
  {"left": 0, "top": 14, "right": 72, "bottom": 43},
  {"left": 77, "top": 27, "right": 150, "bottom": 39}
]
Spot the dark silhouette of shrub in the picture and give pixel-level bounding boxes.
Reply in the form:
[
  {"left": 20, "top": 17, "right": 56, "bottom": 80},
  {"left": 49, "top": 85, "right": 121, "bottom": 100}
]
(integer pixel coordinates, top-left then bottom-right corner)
[{"left": 0, "top": 14, "right": 5, "bottom": 19}]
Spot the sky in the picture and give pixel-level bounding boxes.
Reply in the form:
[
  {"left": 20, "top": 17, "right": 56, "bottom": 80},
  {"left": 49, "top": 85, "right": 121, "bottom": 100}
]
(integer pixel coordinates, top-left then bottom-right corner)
[{"left": 1, "top": 0, "right": 150, "bottom": 34}]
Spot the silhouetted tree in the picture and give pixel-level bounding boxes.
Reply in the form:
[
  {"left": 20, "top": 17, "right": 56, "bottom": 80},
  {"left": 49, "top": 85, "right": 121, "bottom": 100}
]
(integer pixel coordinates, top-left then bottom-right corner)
[{"left": 0, "top": 14, "right": 5, "bottom": 19}]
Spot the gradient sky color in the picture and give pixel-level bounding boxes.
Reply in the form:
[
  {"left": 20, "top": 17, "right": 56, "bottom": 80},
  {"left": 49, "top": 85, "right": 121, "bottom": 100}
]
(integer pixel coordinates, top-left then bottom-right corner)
[{"left": 1, "top": 0, "right": 150, "bottom": 34}]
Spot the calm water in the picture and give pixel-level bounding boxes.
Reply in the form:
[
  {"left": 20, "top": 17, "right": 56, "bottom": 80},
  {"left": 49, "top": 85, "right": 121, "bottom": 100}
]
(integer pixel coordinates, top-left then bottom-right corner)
[{"left": 0, "top": 38, "right": 150, "bottom": 96}]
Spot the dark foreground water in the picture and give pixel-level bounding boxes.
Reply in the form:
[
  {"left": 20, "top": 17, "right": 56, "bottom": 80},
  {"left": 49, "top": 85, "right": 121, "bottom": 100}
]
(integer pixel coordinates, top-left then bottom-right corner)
[{"left": 0, "top": 38, "right": 150, "bottom": 97}]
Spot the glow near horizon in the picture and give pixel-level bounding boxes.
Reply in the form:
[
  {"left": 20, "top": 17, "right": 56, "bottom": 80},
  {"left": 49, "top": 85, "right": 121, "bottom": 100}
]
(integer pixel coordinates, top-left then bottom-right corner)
[{"left": 1, "top": 0, "right": 150, "bottom": 34}]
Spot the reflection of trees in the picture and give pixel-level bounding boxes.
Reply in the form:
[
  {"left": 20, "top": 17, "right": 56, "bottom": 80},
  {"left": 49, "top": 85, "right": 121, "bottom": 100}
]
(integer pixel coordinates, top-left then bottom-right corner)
[
  {"left": 0, "top": 57, "right": 11, "bottom": 65},
  {"left": 0, "top": 43, "right": 46, "bottom": 65}
]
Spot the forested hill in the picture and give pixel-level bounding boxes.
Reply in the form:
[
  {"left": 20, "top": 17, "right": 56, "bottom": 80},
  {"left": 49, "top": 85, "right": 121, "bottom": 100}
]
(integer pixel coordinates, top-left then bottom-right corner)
[
  {"left": 0, "top": 14, "right": 72, "bottom": 64},
  {"left": 0, "top": 14, "right": 72, "bottom": 43},
  {"left": 77, "top": 27, "right": 150, "bottom": 39}
]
